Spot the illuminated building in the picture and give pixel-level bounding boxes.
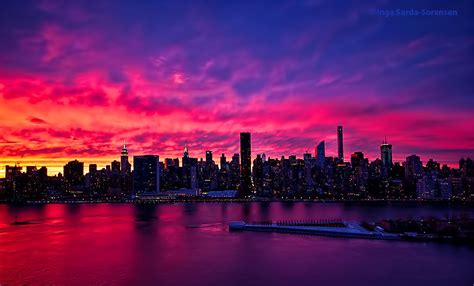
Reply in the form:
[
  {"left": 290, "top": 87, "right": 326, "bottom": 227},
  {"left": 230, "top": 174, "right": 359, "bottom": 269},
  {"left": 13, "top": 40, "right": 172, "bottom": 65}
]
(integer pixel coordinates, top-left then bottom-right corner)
[{"left": 121, "top": 142, "right": 131, "bottom": 174}]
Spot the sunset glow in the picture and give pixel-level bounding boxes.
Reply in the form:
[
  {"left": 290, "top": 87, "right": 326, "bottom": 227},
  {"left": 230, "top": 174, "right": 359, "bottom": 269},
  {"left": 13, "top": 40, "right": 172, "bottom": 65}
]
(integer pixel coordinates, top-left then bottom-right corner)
[{"left": 1, "top": 0, "right": 473, "bottom": 177}]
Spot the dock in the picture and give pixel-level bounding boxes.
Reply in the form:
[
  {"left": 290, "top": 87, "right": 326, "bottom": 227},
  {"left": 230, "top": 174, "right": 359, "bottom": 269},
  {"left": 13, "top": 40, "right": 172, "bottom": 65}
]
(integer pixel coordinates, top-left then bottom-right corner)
[{"left": 229, "top": 220, "right": 401, "bottom": 240}]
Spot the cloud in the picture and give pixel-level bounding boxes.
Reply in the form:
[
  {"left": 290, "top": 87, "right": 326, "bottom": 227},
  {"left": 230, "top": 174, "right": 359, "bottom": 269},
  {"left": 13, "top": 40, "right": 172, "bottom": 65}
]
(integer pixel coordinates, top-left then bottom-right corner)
[
  {"left": 0, "top": 0, "right": 472, "bottom": 172},
  {"left": 29, "top": 117, "right": 48, "bottom": 125}
]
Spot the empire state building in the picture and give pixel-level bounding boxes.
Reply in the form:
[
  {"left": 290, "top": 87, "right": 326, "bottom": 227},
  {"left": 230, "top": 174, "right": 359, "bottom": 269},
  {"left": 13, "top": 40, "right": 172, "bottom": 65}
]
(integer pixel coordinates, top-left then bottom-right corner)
[{"left": 121, "top": 142, "right": 131, "bottom": 174}]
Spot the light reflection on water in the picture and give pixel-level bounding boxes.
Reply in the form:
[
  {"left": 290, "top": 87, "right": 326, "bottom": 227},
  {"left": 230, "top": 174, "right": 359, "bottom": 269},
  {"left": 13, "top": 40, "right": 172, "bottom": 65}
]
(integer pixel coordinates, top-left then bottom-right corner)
[{"left": 0, "top": 202, "right": 473, "bottom": 286}]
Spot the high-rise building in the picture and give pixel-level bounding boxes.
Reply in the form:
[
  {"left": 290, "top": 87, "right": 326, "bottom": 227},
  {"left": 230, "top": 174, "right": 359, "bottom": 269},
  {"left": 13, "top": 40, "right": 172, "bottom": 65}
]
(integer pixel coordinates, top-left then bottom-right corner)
[
  {"left": 183, "top": 145, "right": 189, "bottom": 159},
  {"left": 337, "top": 126, "right": 344, "bottom": 162},
  {"left": 351, "top": 152, "right": 368, "bottom": 178},
  {"left": 121, "top": 142, "right": 130, "bottom": 174},
  {"left": 380, "top": 138, "right": 392, "bottom": 177},
  {"left": 405, "top": 155, "right": 422, "bottom": 179},
  {"left": 220, "top": 153, "right": 227, "bottom": 169},
  {"left": 232, "top": 153, "right": 240, "bottom": 165},
  {"left": 206, "top": 150, "right": 213, "bottom": 164},
  {"left": 133, "top": 155, "right": 160, "bottom": 196},
  {"left": 26, "top": 166, "right": 37, "bottom": 174},
  {"left": 89, "top": 164, "right": 97, "bottom": 176},
  {"left": 64, "top": 160, "right": 84, "bottom": 186},
  {"left": 460, "top": 157, "right": 474, "bottom": 177},
  {"left": 111, "top": 160, "right": 120, "bottom": 173},
  {"left": 316, "top": 140, "right": 325, "bottom": 167},
  {"left": 240, "top": 132, "right": 252, "bottom": 196},
  {"left": 252, "top": 154, "right": 263, "bottom": 195},
  {"left": 182, "top": 145, "right": 197, "bottom": 190},
  {"left": 164, "top": 158, "right": 173, "bottom": 170},
  {"left": 5, "top": 165, "right": 22, "bottom": 181}
]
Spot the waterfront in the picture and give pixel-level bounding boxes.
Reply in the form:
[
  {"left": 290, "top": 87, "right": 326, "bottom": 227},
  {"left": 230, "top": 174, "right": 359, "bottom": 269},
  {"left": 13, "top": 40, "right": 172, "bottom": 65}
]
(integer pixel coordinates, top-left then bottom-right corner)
[{"left": 1, "top": 202, "right": 474, "bottom": 285}]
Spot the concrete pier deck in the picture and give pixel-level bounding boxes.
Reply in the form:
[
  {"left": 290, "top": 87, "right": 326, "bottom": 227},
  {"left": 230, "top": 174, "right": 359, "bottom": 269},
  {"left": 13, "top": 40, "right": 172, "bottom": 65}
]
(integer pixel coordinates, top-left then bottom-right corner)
[{"left": 229, "top": 221, "right": 401, "bottom": 240}]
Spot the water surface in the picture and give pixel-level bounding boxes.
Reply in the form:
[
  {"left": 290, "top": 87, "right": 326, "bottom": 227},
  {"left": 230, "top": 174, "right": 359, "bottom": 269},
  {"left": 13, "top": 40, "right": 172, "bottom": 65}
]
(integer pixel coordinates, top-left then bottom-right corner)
[{"left": 1, "top": 202, "right": 473, "bottom": 285}]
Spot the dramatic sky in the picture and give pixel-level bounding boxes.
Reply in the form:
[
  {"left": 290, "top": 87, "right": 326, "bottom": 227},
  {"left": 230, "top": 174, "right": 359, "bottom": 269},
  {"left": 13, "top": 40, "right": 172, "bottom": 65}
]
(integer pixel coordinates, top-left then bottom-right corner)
[{"left": 0, "top": 0, "right": 473, "bottom": 176}]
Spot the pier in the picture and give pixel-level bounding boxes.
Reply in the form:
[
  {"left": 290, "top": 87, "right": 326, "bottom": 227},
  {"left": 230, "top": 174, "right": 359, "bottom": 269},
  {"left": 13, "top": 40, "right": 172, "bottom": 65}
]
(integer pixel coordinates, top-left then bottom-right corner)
[{"left": 229, "top": 220, "right": 401, "bottom": 240}]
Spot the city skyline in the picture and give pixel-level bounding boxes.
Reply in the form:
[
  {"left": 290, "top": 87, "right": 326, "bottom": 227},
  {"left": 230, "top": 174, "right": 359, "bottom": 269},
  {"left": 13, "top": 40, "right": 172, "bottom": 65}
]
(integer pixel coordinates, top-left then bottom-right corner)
[
  {"left": 1, "top": 1, "right": 473, "bottom": 177},
  {"left": 1, "top": 1, "right": 473, "bottom": 285},
  {"left": 1, "top": 128, "right": 473, "bottom": 178},
  {"left": 3, "top": 130, "right": 473, "bottom": 203}
]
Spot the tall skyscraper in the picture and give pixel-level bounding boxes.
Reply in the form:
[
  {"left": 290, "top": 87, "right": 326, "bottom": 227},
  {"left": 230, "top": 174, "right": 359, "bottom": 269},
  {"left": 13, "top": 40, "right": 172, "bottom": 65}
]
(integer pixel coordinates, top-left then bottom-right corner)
[
  {"left": 206, "top": 150, "right": 213, "bottom": 164},
  {"left": 220, "top": 153, "right": 227, "bottom": 169},
  {"left": 316, "top": 140, "right": 325, "bottom": 167},
  {"left": 351, "top": 151, "right": 369, "bottom": 182},
  {"left": 380, "top": 138, "right": 393, "bottom": 177},
  {"left": 133, "top": 155, "right": 160, "bottom": 196},
  {"left": 405, "top": 155, "right": 422, "bottom": 179},
  {"left": 337, "top": 126, "right": 344, "bottom": 162},
  {"left": 64, "top": 160, "right": 84, "bottom": 186},
  {"left": 183, "top": 145, "right": 189, "bottom": 159},
  {"left": 89, "top": 164, "right": 97, "bottom": 176},
  {"left": 240, "top": 132, "right": 252, "bottom": 196},
  {"left": 252, "top": 154, "right": 263, "bottom": 194},
  {"left": 121, "top": 142, "right": 130, "bottom": 174}
]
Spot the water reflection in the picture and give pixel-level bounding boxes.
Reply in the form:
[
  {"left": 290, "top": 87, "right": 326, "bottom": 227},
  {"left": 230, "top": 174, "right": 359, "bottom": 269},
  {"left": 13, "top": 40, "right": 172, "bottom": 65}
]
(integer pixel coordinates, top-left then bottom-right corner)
[{"left": 0, "top": 202, "right": 474, "bottom": 286}]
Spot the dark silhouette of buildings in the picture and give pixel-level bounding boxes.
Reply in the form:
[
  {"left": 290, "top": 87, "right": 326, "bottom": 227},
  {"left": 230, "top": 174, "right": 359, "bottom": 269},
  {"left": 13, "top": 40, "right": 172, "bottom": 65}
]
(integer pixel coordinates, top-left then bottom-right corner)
[
  {"left": 405, "top": 155, "right": 423, "bottom": 179},
  {"left": 133, "top": 155, "right": 160, "bottom": 196},
  {"left": 1, "top": 128, "right": 473, "bottom": 203},
  {"left": 206, "top": 151, "right": 213, "bottom": 164},
  {"left": 64, "top": 160, "right": 84, "bottom": 186}
]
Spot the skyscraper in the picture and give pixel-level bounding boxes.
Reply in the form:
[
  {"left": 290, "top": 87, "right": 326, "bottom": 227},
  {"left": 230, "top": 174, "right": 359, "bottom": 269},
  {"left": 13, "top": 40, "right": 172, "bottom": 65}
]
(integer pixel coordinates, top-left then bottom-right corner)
[
  {"left": 316, "top": 140, "right": 325, "bottom": 167},
  {"left": 240, "top": 132, "right": 252, "bottom": 196},
  {"left": 121, "top": 142, "right": 130, "bottom": 174},
  {"left": 380, "top": 138, "right": 393, "bottom": 177},
  {"left": 183, "top": 145, "right": 189, "bottom": 159},
  {"left": 337, "top": 126, "right": 344, "bottom": 162},
  {"left": 111, "top": 160, "right": 120, "bottom": 173},
  {"left": 252, "top": 154, "right": 263, "bottom": 195},
  {"left": 63, "top": 160, "right": 84, "bottom": 186},
  {"left": 5, "top": 165, "right": 22, "bottom": 181},
  {"left": 220, "top": 153, "right": 227, "bottom": 169},
  {"left": 206, "top": 150, "right": 213, "bottom": 164},
  {"left": 89, "top": 164, "right": 97, "bottom": 176},
  {"left": 405, "top": 155, "right": 422, "bottom": 179},
  {"left": 351, "top": 152, "right": 368, "bottom": 181},
  {"left": 133, "top": 155, "right": 160, "bottom": 196}
]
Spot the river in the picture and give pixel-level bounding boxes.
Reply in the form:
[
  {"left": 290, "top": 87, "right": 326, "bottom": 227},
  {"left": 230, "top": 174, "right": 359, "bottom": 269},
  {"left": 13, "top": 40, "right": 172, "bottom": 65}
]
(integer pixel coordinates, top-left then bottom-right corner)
[{"left": 0, "top": 202, "right": 473, "bottom": 285}]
